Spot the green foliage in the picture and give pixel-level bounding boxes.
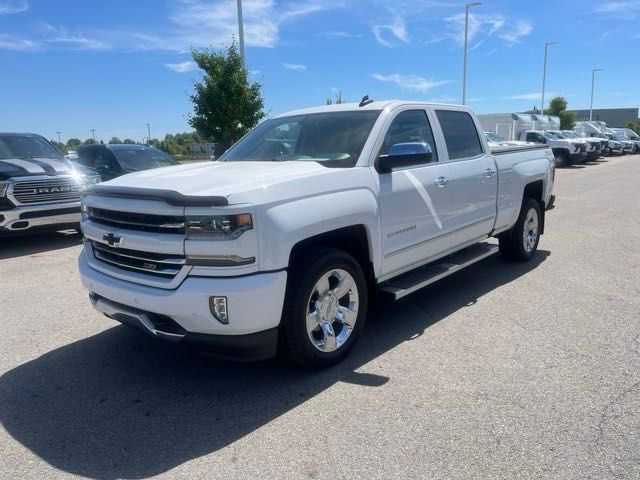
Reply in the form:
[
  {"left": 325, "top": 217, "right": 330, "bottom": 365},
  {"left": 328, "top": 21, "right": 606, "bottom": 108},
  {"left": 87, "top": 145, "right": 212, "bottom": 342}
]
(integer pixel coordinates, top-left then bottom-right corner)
[
  {"left": 66, "top": 138, "right": 82, "bottom": 149},
  {"left": 50, "top": 140, "right": 68, "bottom": 155},
  {"left": 188, "top": 42, "right": 265, "bottom": 154},
  {"left": 108, "top": 137, "right": 123, "bottom": 144},
  {"left": 123, "top": 138, "right": 136, "bottom": 144},
  {"left": 545, "top": 97, "right": 568, "bottom": 116},
  {"left": 83, "top": 138, "right": 96, "bottom": 145},
  {"left": 626, "top": 122, "right": 640, "bottom": 135},
  {"left": 544, "top": 96, "right": 576, "bottom": 130},
  {"left": 326, "top": 90, "right": 345, "bottom": 105},
  {"left": 147, "top": 132, "right": 205, "bottom": 156}
]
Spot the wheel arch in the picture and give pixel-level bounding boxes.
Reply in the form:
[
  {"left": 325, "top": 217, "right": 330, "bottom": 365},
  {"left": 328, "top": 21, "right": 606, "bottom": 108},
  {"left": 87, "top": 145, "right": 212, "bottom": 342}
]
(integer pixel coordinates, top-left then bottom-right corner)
[{"left": 523, "top": 180, "right": 545, "bottom": 234}]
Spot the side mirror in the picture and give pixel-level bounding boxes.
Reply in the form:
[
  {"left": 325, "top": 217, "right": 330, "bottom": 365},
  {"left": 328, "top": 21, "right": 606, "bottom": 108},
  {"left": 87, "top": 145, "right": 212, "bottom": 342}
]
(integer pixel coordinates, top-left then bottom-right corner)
[{"left": 376, "top": 142, "right": 433, "bottom": 173}]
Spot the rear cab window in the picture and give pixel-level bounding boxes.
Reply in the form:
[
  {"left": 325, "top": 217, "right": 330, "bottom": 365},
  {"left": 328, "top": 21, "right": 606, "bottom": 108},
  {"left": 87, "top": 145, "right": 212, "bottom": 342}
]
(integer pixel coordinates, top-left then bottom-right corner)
[{"left": 435, "top": 110, "right": 484, "bottom": 160}]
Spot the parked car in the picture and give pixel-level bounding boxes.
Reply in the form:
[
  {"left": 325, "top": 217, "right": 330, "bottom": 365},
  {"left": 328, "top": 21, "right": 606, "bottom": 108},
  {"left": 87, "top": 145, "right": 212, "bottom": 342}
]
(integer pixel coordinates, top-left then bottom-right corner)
[
  {"left": 483, "top": 131, "right": 533, "bottom": 148},
  {"left": 518, "top": 129, "right": 586, "bottom": 166},
  {"left": 611, "top": 128, "right": 640, "bottom": 153},
  {"left": 549, "top": 130, "right": 602, "bottom": 160},
  {"left": 604, "top": 132, "right": 634, "bottom": 154},
  {"left": 75, "top": 144, "right": 179, "bottom": 181},
  {"left": 0, "top": 133, "right": 100, "bottom": 234},
  {"left": 561, "top": 130, "right": 607, "bottom": 159},
  {"left": 78, "top": 100, "right": 555, "bottom": 368}
]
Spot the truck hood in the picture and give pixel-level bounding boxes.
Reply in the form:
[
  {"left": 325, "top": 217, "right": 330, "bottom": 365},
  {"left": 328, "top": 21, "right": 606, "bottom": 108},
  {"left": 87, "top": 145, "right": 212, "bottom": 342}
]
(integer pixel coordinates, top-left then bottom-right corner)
[
  {"left": 0, "top": 157, "right": 73, "bottom": 181},
  {"left": 98, "top": 160, "right": 352, "bottom": 205}
]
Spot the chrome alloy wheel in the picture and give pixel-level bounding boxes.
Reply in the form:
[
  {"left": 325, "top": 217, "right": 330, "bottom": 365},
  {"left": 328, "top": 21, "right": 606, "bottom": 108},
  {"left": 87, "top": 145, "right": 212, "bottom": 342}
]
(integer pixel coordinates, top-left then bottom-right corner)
[
  {"left": 305, "top": 269, "right": 359, "bottom": 353},
  {"left": 522, "top": 207, "right": 539, "bottom": 253}
]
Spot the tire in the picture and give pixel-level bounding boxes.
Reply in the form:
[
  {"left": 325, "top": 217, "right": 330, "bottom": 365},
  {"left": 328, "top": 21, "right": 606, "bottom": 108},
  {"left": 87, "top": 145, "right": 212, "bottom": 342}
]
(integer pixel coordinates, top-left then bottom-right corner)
[
  {"left": 280, "top": 248, "right": 368, "bottom": 369},
  {"left": 499, "top": 198, "right": 542, "bottom": 262}
]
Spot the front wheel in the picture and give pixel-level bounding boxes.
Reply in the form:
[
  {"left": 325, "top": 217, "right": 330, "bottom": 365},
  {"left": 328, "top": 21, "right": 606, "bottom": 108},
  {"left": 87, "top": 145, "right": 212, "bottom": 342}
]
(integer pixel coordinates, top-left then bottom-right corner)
[
  {"left": 280, "top": 248, "right": 368, "bottom": 369},
  {"left": 499, "top": 198, "right": 542, "bottom": 261}
]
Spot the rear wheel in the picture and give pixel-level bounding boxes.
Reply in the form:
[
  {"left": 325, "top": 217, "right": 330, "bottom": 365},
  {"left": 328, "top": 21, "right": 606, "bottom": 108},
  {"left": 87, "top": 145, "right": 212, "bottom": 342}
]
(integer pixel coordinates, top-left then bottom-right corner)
[
  {"left": 280, "top": 248, "right": 368, "bottom": 369},
  {"left": 499, "top": 198, "right": 542, "bottom": 262}
]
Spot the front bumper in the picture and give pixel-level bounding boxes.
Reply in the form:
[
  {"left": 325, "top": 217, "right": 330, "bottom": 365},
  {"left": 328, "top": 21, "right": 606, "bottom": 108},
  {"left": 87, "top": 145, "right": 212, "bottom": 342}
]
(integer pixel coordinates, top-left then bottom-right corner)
[
  {"left": 0, "top": 200, "right": 81, "bottom": 232},
  {"left": 79, "top": 251, "right": 287, "bottom": 359}
]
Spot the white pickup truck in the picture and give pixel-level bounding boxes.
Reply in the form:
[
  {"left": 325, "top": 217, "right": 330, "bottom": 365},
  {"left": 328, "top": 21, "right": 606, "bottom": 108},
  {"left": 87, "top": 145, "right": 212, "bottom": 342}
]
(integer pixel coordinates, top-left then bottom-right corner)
[{"left": 79, "top": 101, "right": 555, "bottom": 368}]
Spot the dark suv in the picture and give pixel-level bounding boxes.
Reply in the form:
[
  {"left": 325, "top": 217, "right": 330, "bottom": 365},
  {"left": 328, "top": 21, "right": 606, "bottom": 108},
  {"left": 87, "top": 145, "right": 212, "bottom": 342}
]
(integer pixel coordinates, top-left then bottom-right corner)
[{"left": 75, "top": 144, "right": 179, "bottom": 181}]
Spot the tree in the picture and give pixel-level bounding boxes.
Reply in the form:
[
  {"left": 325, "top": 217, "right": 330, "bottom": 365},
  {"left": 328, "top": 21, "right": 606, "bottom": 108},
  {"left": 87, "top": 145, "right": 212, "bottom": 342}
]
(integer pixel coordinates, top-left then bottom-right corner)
[
  {"left": 50, "top": 140, "right": 68, "bottom": 155},
  {"left": 66, "top": 138, "right": 82, "bottom": 149},
  {"left": 83, "top": 138, "right": 96, "bottom": 145},
  {"left": 109, "top": 137, "right": 122, "bottom": 144},
  {"left": 626, "top": 122, "right": 640, "bottom": 135},
  {"left": 326, "top": 90, "right": 345, "bottom": 105},
  {"left": 123, "top": 138, "right": 136, "bottom": 144},
  {"left": 188, "top": 42, "right": 265, "bottom": 155},
  {"left": 544, "top": 96, "right": 576, "bottom": 130}
]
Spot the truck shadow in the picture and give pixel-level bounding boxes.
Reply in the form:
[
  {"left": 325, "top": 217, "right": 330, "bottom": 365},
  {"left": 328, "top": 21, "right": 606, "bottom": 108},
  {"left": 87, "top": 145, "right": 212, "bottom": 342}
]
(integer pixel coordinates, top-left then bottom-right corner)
[
  {"left": 0, "top": 251, "right": 549, "bottom": 479},
  {"left": 0, "top": 230, "right": 82, "bottom": 260}
]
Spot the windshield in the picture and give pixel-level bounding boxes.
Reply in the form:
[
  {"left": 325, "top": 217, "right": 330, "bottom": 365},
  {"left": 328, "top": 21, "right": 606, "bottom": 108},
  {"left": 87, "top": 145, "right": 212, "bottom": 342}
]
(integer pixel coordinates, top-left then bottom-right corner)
[
  {"left": 562, "top": 131, "right": 578, "bottom": 138},
  {"left": 484, "top": 132, "right": 504, "bottom": 142},
  {"left": 111, "top": 147, "right": 178, "bottom": 171},
  {"left": 220, "top": 110, "right": 382, "bottom": 168},
  {"left": 544, "top": 131, "right": 560, "bottom": 140},
  {"left": 0, "top": 134, "right": 63, "bottom": 160}
]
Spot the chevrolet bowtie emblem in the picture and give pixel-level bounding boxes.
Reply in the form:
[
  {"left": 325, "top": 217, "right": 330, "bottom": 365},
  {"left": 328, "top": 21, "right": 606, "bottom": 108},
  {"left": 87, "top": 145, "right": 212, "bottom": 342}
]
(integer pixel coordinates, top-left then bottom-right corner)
[{"left": 103, "top": 232, "right": 122, "bottom": 247}]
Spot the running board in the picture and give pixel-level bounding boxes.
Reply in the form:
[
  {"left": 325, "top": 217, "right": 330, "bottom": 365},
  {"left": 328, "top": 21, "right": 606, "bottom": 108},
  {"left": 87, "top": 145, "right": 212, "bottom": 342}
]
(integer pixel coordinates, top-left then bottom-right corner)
[{"left": 379, "top": 242, "right": 499, "bottom": 300}]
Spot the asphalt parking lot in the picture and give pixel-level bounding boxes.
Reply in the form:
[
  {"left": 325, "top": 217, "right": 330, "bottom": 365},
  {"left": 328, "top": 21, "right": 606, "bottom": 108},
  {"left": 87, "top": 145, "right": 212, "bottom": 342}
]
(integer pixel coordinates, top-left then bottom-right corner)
[{"left": 1, "top": 155, "right": 639, "bottom": 480}]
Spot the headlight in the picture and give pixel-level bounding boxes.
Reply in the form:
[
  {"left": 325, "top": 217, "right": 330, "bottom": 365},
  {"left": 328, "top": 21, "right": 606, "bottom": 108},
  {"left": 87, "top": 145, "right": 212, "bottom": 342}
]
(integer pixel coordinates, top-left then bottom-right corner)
[
  {"left": 0, "top": 181, "right": 7, "bottom": 198},
  {"left": 186, "top": 213, "right": 253, "bottom": 240},
  {"left": 81, "top": 201, "right": 89, "bottom": 221}
]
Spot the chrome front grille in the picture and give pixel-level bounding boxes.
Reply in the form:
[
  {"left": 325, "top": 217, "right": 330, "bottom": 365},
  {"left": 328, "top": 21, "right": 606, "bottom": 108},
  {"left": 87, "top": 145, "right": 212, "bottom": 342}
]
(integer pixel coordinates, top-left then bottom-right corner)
[
  {"left": 88, "top": 207, "right": 185, "bottom": 234},
  {"left": 92, "top": 241, "right": 185, "bottom": 277},
  {"left": 10, "top": 177, "right": 81, "bottom": 205}
]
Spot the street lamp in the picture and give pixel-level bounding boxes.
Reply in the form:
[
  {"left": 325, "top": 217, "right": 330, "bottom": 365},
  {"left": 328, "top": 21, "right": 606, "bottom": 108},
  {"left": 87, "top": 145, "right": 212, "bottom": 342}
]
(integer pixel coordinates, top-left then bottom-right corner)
[
  {"left": 237, "top": 0, "right": 245, "bottom": 68},
  {"left": 462, "top": 2, "right": 482, "bottom": 105},
  {"left": 590, "top": 68, "right": 603, "bottom": 121},
  {"left": 146, "top": 123, "right": 151, "bottom": 143},
  {"left": 90, "top": 129, "right": 96, "bottom": 142},
  {"left": 56, "top": 131, "right": 61, "bottom": 143},
  {"left": 540, "top": 41, "right": 557, "bottom": 113}
]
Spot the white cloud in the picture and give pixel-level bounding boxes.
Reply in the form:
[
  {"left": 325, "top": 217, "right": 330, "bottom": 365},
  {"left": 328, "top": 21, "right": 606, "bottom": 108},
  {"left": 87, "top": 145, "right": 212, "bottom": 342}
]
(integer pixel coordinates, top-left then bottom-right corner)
[
  {"left": 0, "top": 0, "right": 28, "bottom": 15},
  {"left": 444, "top": 13, "right": 531, "bottom": 47},
  {"left": 372, "top": 16, "right": 409, "bottom": 47},
  {"left": 39, "top": 23, "right": 110, "bottom": 50},
  {"left": 498, "top": 20, "right": 533, "bottom": 45},
  {"left": 283, "top": 63, "right": 306, "bottom": 71},
  {"left": 594, "top": 1, "right": 640, "bottom": 13},
  {"left": 372, "top": 73, "right": 449, "bottom": 93},
  {"left": 167, "top": 0, "right": 343, "bottom": 50},
  {"left": 505, "top": 92, "right": 558, "bottom": 101},
  {"left": 165, "top": 60, "right": 198, "bottom": 73},
  {"left": 0, "top": 33, "right": 38, "bottom": 50},
  {"left": 318, "top": 30, "right": 361, "bottom": 39}
]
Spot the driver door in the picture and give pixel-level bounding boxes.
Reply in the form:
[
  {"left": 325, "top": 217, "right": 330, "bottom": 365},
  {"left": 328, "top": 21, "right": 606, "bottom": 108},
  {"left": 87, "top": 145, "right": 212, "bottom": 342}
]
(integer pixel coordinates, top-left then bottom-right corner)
[{"left": 376, "top": 108, "right": 454, "bottom": 277}]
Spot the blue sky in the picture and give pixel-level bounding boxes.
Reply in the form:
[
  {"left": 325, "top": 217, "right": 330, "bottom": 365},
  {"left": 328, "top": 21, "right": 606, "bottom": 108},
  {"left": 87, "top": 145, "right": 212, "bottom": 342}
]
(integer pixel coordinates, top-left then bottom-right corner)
[{"left": 0, "top": 0, "right": 638, "bottom": 143}]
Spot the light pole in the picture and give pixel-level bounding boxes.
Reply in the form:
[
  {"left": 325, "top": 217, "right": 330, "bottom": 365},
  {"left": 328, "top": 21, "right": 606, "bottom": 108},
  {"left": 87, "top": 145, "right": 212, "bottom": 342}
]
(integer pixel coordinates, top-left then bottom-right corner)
[
  {"left": 146, "top": 123, "right": 151, "bottom": 143},
  {"left": 90, "top": 129, "right": 96, "bottom": 142},
  {"left": 56, "top": 131, "right": 61, "bottom": 143},
  {"left": 590, "top": 68, "right": 603, "bottom": 121},
  {"left": 540, "top": 41, "right": 557, "bottom": 113},
  {"left": 462, "top": 2, "right": 482, "bottom": 105},
  {"left": 236, "top": 0, "right": 245, "bottom": 68}
]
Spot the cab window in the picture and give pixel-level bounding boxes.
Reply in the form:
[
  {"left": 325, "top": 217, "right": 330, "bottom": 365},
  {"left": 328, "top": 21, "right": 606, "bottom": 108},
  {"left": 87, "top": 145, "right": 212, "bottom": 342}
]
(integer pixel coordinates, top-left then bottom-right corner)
[
  {"left": 379, "top": 110, "right": 438, "bottom": 162},
  {"left": 435, "top": 110, "right": 483, "bottom": 160}
]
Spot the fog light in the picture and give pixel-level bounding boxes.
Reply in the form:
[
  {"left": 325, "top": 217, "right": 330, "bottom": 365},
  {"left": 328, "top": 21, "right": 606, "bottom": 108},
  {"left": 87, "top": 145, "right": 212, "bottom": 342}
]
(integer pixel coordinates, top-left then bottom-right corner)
[{"left": 209, "top": 296, "right": 229, "bottom": 324}]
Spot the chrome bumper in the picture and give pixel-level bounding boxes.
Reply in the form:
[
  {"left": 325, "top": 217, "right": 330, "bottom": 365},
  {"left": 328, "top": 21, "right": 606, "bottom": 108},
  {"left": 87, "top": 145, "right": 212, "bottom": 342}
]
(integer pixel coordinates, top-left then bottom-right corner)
[{"left": 0, "top": 201, "right": 81, "bottom": 232}]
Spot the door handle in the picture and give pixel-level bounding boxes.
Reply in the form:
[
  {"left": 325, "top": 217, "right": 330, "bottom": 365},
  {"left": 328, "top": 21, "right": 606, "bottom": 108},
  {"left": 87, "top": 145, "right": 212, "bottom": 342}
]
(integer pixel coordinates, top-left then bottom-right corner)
[
  {"left": 484, "top": 168, "right": 496, "bottom": 177},
  {"left": 435, "top": 176, "right": 449, "bottom": 187}
]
